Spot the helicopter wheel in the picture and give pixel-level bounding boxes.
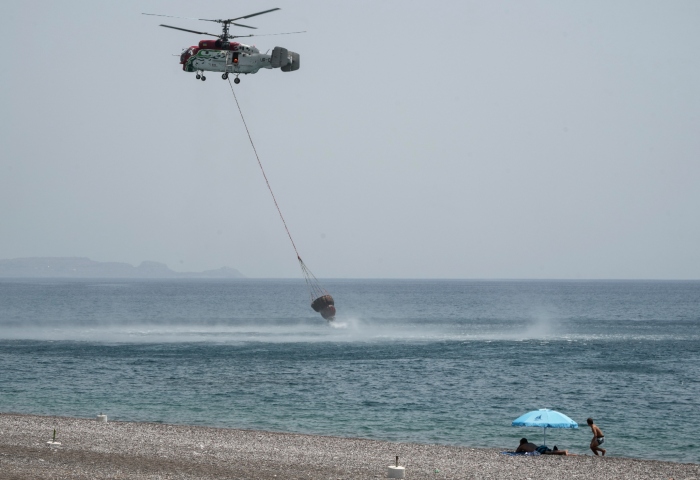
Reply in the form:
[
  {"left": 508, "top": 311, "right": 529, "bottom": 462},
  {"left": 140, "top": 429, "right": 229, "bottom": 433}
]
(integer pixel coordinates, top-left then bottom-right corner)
[
  {"left": 222, "top": 73, "right": 229, "bottom": 80},
  {"left": 201, "top": 75, "right": 206, "bottom": 81},
  {"left": 195, "top": 74, "right": 201, "bottom": 80},
  {"left": 233, "top": 77, "right": 241, "bottom": 84}
]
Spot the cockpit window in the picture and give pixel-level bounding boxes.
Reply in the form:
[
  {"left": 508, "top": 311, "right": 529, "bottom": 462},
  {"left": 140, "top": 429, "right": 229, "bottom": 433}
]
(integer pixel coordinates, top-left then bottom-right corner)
[{"left": 180, "top": 47, "right": 199, "bottom": 64}]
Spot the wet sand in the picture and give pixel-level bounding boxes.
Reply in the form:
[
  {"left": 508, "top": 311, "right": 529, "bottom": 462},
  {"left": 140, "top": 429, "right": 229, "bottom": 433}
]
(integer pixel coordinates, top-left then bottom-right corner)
[{"left": 1, "top": 413, "right": 698, "bottom": 479}]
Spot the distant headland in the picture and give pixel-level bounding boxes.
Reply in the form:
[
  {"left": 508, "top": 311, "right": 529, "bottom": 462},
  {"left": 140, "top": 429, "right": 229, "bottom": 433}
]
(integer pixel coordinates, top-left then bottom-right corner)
[{"left": 0, "top": 257, "right": 245, "bottom": 279}]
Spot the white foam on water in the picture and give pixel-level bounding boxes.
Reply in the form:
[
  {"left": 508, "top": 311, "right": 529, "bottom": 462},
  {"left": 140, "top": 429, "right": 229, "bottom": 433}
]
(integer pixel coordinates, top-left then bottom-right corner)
[{"left": 1, "top": 314, "right": 697, "bottom": 343}]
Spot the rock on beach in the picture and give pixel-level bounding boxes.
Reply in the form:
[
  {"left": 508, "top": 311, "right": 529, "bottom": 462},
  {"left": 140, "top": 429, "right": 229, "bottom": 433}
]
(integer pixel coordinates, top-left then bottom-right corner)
[{"left": 1, "top": 413, "right": 698, "bottom": 479}]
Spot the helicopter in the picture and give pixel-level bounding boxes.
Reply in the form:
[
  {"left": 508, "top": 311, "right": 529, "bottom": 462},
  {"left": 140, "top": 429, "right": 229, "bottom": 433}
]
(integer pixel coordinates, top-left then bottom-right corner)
[{"left": 143, "top": 8, "right": 302, "bottom": 83}]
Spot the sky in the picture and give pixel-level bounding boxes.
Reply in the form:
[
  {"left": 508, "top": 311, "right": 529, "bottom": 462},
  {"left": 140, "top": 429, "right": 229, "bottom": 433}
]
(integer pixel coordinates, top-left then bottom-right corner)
[{"left": 1, "top": 1, "right": 699, "bottom": 279}]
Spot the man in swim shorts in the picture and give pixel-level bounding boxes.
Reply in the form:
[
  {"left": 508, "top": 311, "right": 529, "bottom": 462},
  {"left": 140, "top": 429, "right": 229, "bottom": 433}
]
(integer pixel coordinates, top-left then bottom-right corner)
[{"left": 587, "top": 417, "right": 606, "bottom": 456}]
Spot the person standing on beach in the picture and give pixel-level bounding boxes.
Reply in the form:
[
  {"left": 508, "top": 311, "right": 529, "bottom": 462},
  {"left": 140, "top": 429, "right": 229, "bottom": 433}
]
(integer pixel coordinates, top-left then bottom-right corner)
[{"left": 587, "top": 418, "right": 606, "bottom": 456}]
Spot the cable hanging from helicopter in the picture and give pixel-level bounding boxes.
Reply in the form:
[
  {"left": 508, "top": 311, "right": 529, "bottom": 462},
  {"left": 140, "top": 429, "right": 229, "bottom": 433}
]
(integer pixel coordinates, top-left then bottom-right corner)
[{"left": 226, "top": 79, "right": 336, "bottom": 321}]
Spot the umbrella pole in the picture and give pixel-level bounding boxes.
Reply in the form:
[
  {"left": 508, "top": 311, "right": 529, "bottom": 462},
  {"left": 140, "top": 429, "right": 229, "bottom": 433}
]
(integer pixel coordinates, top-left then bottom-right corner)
[{"left": 543, "top": 427, "right": 546, "bottom": 446}]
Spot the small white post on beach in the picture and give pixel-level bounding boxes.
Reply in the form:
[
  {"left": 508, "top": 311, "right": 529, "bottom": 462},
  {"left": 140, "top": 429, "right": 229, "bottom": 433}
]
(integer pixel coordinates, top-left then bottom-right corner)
[
  {"left": 387, "top": 455, "right": 405, "bottom": 479},
  {"left": 97, "top": 413, "right": 108, "bottom": 423}
]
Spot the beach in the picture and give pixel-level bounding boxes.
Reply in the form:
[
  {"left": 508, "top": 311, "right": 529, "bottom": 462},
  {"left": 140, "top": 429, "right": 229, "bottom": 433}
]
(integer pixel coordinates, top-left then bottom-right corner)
[{"left": 1, "top": 413, "right": 698, "bottom": 479}]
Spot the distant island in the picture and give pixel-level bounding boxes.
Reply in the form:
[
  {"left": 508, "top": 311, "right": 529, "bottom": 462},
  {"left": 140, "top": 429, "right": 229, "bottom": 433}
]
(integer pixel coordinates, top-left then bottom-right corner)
[{"left": 0, "top": 257, "right": 245, "bottom": 279}]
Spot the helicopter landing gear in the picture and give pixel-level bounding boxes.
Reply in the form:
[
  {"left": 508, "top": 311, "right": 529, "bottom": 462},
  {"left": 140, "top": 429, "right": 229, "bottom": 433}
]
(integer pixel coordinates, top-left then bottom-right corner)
[
  {"left": 222, "top": 73, "right": 229, "bottom": 80},
  {"left": 234, "top": 77, "right": 241, "bottom": 84}
]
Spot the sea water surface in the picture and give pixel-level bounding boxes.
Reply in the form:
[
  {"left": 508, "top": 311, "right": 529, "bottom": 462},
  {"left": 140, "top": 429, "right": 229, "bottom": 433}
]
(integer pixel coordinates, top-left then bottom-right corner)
[{"left": 1, "top": 279, "right": 699, "bottom": 463}]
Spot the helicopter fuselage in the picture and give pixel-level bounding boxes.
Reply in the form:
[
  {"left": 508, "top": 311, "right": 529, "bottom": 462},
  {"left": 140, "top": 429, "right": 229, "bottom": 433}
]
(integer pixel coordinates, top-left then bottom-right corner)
[
  {"left": 182, "top": 41, "right": 272, "bottom": 75},
  {"left": 180, "top": 40, "right": 298, "bottom": 82}
]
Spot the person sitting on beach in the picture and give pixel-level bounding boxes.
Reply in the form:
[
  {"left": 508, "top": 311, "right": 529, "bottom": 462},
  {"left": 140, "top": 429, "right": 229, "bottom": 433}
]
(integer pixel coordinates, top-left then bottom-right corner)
[
  {"left": 587, "top": 417, "right": 606, "bottom": 456},
  {"left": 516, "top": 438, "right": 571, "bottom": 455}
]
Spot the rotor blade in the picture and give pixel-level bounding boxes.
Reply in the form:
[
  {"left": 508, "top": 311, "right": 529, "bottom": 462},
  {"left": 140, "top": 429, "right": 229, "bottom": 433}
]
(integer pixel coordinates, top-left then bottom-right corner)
[
  {"left": 228, "top": 8, "right": 280, "bottom": 22},
  {"left": 232, "top": 30, "right": 306, "bottom": 38},
  {"left": 143, "top": 13, "right": 205, "bottom": 20},
  {"left": 144, "top": 13, "right": 255, "bottom": 25},
  {"left": 231, "top": 22, "right": 257, "bottom": 29},
  {"left": 159, "top": 24, "right": 219, "bottom": 37}
]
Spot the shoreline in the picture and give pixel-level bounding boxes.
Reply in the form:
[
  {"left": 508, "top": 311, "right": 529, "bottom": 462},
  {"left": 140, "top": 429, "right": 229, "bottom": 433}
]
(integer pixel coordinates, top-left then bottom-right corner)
[{"left": 1, "top": 413, "right": 698, "bottom": 479}]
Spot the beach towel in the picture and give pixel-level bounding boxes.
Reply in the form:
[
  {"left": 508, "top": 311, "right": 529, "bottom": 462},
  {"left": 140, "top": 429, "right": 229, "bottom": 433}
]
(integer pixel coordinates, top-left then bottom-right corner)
[{"left": 500, "top": 451, "right": 541, "bottom": 456}]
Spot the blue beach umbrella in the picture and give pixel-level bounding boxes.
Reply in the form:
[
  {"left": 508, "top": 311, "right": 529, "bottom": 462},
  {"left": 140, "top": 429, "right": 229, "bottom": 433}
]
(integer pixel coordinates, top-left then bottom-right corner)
[{"left": 512, "top": 408, "right": 578, "bottom": 446}]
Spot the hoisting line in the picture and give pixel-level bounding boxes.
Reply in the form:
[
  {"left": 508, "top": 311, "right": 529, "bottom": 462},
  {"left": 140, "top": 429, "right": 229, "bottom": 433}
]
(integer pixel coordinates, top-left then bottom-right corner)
[
  {"left": 227, "top": 78, "right": 300, "bottom": 259},
  {"left": 227, "top": 79, "right": 330, "bottom": 302}
]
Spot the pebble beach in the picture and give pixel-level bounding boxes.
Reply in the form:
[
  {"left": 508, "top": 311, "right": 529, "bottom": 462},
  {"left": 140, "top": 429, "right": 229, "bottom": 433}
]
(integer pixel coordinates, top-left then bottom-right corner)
[{"left": 1, "top": 413, "right": 698, "bottom": 479}]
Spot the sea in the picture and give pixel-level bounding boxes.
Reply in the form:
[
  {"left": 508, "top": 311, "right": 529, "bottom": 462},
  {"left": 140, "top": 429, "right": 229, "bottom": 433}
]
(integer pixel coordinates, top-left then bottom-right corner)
[{"left": 1, "top": 279, "right": 698, "bottom": 463}]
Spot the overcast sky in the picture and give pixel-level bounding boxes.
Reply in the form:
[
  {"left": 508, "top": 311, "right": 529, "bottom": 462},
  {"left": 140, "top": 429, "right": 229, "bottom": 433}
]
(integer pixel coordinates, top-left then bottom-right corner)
[{"left": 1, "top": 1, "right": 698, "bottom": 279}]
